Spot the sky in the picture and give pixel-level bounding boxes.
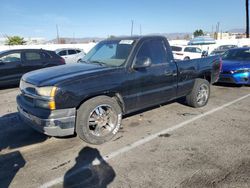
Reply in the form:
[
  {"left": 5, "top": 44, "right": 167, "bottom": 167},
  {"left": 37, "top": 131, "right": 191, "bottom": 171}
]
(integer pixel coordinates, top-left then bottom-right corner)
[{"left": 0, "top": 0, "right": 247, "bottom": 39}]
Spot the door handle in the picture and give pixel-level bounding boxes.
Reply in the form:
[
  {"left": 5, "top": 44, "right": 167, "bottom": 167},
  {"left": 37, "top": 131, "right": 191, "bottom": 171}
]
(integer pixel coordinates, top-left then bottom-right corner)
[
  {"left": 164, "top": 71, "right": 173, "bottom": 76},
  {"left": 164, "top": 71, "right": 177, "bottom": 77}
]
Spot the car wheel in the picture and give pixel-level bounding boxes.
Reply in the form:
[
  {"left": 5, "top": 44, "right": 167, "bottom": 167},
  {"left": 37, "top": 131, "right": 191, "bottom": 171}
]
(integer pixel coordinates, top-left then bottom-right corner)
[
  {"left": 184, "top": 56, "right": 190, "bottom": 60},
  {"left": 186, "top": 79, "right": 210, "bottom": 108},
  {"left": 76, "top": 96, "right": 122, "bottom": 144}
]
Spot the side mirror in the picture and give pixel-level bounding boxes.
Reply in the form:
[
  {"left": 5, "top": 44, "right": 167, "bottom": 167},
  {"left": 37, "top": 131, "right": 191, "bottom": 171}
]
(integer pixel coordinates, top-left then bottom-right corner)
[
  {"left": 201, "top": 51, "right": 208, "bottom": 57},
  {"left": 133, "top": 57, "right": 152, "bottom": 69}
]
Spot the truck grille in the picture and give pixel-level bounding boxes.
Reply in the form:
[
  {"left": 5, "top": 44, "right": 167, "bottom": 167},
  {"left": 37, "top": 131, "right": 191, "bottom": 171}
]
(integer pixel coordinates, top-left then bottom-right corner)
[{"left": 19, "top": 80, "right": 36, "bottom": 105}]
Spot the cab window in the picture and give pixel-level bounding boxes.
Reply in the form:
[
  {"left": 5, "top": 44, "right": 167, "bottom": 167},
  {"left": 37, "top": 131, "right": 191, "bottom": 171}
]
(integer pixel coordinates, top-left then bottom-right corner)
[{"left": 137, "top": 39, "right": 168, "bottom": 65}]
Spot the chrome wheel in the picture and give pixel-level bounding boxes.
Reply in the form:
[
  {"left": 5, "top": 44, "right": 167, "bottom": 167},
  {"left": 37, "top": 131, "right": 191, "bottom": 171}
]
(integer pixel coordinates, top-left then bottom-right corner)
[
  {"left": 196, "top": 84, "right": 209, "bottom": 106},
  {"left": 88, "top": 104, "right": 117, "bottom": 137}
]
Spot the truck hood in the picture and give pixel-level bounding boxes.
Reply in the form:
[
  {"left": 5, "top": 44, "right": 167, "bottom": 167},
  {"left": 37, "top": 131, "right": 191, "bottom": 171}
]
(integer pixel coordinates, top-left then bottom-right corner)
[
  {"left": 22, "top": 63, "right": 111, "bottom": 86},
  {"left": 222, "top": 60, "right": 250, "bottom": 71}
]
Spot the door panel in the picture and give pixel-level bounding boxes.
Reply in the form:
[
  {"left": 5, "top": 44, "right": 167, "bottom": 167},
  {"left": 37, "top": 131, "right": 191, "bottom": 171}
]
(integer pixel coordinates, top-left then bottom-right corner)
[
  {"left": 0, "top": 52, "right": 22, "bottom": 85},
  {"left": 132, "top": 39, "right": 178, "bottom": 110}
]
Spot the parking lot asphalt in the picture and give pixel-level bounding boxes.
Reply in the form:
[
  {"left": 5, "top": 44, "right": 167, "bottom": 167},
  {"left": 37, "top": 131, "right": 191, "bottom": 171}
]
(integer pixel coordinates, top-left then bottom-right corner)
[{"left": 0, "top": 84, "right": 250, "bottom": 188}]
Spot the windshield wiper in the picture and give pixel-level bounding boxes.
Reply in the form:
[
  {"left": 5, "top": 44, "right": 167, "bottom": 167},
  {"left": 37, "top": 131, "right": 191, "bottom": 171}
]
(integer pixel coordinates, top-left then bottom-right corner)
[{"left": 90, "top": 60, "right": 107, "bottom": 66}]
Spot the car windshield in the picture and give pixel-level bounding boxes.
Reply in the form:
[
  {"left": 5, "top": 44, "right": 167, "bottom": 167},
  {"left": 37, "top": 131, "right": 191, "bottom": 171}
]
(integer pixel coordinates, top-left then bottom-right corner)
[
  {"left": 222, "top": 48, "right": 250, "bottom": 61},
  {"left": 80, "top": 39, "right": 135, "bottom": 67}
]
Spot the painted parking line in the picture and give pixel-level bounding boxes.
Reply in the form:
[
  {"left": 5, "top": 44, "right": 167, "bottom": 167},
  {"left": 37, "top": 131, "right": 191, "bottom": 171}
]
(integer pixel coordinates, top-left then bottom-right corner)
[{"left": 40, "top": 93, "right": 250, "bottom": 188}]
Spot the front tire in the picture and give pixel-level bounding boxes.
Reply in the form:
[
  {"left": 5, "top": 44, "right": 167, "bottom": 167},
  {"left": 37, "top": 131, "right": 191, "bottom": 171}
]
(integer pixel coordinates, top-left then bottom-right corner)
[
  {"left": 76, "top": 96, "right": 122, "bottom": 144},
  {"left": 186, "top": 79, "right": 210, "bottom": 108}
]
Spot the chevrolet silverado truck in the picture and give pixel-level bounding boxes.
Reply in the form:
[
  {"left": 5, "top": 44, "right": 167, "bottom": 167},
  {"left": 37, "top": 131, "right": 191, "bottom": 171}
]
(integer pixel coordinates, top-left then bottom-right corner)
[{"left": 17, "top": 36, "right": 221, "bottom": 144}]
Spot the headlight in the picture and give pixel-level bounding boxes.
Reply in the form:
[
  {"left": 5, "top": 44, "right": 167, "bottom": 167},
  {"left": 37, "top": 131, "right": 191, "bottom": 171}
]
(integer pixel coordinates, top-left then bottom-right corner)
[
  {"left": 36, "top": 86, "right": 57, "bottom": 97},
  {"left": 230, "top": 68, "right": 250, "bottom": 74}
]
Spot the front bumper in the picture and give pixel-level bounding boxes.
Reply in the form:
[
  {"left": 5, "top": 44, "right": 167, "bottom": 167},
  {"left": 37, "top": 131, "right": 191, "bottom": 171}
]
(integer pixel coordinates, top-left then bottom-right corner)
[
  {"left": 219, "top": 72, "right": 250, "bottom": 85},
  {"left": 17, "top": 95, "right": 76, "bottom": 137}
]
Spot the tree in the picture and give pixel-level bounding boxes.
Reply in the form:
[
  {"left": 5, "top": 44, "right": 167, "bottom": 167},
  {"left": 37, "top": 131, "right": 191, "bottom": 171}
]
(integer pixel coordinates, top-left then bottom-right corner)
[
  {"left": 193, "top": 29, "right": 204, "bottom": 37},
  {"left": 246, "top": 0, "right": 249, "bottom": 38},
  {"left": 5, "top": 36, "right": 26, "bottom": 45},
  {"left": 108, "top": 35, "right": 116, "bottom": 39}
]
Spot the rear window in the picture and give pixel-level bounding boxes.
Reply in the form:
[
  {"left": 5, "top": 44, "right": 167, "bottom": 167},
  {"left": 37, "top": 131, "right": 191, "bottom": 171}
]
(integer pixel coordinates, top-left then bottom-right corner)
[
  {"left": 41, "top": 51, "right": 51, "bottom": 59},
  {"left": 171, "top": 46, "right": 182, "bottom": 52}
]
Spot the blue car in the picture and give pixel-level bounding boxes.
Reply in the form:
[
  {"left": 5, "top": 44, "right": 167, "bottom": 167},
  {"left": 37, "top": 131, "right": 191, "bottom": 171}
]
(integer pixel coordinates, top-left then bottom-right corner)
[{"left": 219, "top": 48, "right": 250, "bottom": 85}]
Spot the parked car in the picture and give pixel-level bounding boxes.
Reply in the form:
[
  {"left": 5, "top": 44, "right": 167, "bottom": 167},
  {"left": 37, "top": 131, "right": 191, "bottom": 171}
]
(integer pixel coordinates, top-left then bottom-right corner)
[
  {"left": 55, "top": 48, "right": 86, "bottom": 63},
  {"left": 171, "top": 45, "right": 203, "bottom": 60},
  {"left": 210, "top": 45, "right": 238, "bottom": 56},
  {"left": 218, "top": 47, "right": 250, "bottom": 85},
  {"left": 17, "top": 36, "right": 221, "bottom": 144},
  {"left": 0, "top": 49, "right": 65, "bottom": 87}
]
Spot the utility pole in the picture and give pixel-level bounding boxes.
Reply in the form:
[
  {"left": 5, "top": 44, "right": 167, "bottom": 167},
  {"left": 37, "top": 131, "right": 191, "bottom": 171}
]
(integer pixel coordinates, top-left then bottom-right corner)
[
  {"left": 140, "top": 24, "right": 142, "bottom": 36},
  {"left": 246, "top": 0, "right": 249, "bottom": 38},
  {"left": 211, "top": 25, "right": 214, "bottom": 37},
  {"left": 216, "top": 22, "right": 220, "bottom": 40},
  {"left": 131, "top": 20, "right": 134, "bottom": 36},
  {"left": 56, "top": 24, "right": 59, "bottom": 44}
]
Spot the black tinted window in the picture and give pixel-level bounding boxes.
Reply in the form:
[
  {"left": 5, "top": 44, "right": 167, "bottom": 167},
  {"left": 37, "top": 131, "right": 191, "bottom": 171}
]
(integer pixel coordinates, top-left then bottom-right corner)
[
  {"left": 76, "top": 50, "right": 81, "bottom": 53},
  {"left": 58, "top": 50, "right": 67, "bottom": 56},
  {"left": 137, "top": 39, "right": 168, "bottom": 64},
  {"left": 41, "top": 52, "right": 51, "bottom": 59},
  {"left": 68, "top": 50, "right": 76, "bottom": 55},
  {"left": 171, "top": 46, "right": 182, "bottom": 51},
  {"left": 25, "top": 52, "right": 41, "bottom": 61},
  {"left": 184, "top": 47, "right": 194, "bottom": 52}
]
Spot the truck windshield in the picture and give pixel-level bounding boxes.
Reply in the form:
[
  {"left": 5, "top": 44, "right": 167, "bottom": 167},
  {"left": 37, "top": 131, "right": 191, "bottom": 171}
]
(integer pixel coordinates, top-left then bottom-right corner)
[{"left": 80, "top": 39, "right": 135, "bottom": 67}]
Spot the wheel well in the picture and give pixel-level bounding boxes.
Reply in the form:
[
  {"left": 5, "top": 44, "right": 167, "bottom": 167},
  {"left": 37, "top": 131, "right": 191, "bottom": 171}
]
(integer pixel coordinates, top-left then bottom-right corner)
[
  {"left": 76, "top": 93, "right": 125, "bottom": 113},
  {"left": 199, "top": 73, "right": 211, "bottom": 83}
]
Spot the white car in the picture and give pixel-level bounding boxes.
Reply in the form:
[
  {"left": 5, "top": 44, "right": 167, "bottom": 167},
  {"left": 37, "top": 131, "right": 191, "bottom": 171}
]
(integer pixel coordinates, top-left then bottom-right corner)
[
  {"left": 171, "top": 45, "right": 203, "bottom": 60},
  {"left": 55, "top": 48, "right": 86, "bottom": 63}
]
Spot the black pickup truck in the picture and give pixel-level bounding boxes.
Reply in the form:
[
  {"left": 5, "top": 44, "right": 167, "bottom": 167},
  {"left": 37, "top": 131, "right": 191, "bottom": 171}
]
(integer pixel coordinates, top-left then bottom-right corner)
[{"left": 17, "top": 36, "right": 221, "bottom": 144}]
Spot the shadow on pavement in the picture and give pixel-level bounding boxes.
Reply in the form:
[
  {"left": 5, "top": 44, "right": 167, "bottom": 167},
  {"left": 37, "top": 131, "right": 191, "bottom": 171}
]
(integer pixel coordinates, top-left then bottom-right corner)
[
  {"left": 213, "top": 82, "right": 243, "bottom": 88},
  {"left": 0, "top": 84, "right": 19, "bottom": 90},
  {"left": 0, "top": 151, "right": 25, "bottom": 188},
  {"left": 64, "top": 146, "right": 116, "bottom": 188},
  {"left": 0, "top": 112, "right": 48, "bottom": 152}
]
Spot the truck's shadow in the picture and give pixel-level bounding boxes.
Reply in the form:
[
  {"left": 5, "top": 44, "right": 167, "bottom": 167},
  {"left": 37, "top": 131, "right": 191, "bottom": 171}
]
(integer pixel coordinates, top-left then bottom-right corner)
[
  {"left": 0, "top": 112, "right": 48, "bottom": 152},
  {"left": 0, "top": 151, "right": 26, "bottom": 188},
  {"left": 64, "top": 146, "right": 116, "bottom": 188}
]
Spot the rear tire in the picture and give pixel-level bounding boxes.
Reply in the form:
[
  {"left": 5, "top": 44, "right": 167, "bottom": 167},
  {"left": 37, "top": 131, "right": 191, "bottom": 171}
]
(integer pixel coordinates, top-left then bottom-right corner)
[
  {"left": 186, "top": 79, "right": 210, "bottom": 108},
  {"left": 184, "top": 56, "right": 190, "bottom": 60},
  {"left": 76, "top": 96, "right": 122, "bottom": 144}
]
